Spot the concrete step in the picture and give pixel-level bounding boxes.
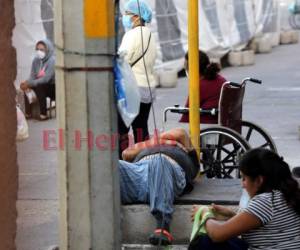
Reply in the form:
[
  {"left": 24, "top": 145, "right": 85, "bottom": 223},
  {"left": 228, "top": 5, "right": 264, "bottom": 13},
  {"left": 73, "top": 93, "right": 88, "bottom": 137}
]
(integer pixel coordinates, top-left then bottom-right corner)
[
  {"left": 123, "top": 244, "right": 187, "bottom": 249},
  {"left": 122, "top": 179, "right": 241, "bottom": 245}
]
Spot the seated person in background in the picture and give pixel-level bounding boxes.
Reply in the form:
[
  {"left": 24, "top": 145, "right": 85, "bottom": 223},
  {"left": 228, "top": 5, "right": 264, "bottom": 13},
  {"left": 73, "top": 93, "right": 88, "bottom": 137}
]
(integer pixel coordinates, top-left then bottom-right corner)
[
  {"left": 180, "top": 50, "right": 227, "bottom": 124},
  {"left": 20, "top": 39, "right": 55, "bottom": 121},
  {"left": 120, "top": 128, "right": 199, "bottom": 246},
  {"left": 191, "top": 148, "right": 300, "bottom": 250}
]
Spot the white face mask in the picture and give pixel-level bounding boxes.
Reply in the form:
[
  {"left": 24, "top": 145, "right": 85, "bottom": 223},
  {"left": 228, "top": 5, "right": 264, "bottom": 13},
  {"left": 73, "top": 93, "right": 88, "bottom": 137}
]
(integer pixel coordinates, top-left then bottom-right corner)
[{"left": 36, "top": 50, "right": 46, "bottom": 59}]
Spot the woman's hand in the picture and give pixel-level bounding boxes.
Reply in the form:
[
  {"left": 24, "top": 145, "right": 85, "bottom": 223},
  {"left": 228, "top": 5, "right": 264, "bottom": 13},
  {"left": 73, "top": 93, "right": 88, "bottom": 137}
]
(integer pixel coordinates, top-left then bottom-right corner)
[
  {"left": 211, "top": 204, "right": 236, "bottom": 219},
  {"left": 191, "top": 205, "right": 210, "bottom": 222},
  {"left": 20, "top": 81, "right": 30, "bottom": 91}
]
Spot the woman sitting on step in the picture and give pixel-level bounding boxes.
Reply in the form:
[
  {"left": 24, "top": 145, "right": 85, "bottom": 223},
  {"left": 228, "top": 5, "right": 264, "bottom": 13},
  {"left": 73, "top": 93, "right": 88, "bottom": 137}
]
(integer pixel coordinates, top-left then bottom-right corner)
[{"left": 190, "top": 148, "right": 300, "bottom": 250}]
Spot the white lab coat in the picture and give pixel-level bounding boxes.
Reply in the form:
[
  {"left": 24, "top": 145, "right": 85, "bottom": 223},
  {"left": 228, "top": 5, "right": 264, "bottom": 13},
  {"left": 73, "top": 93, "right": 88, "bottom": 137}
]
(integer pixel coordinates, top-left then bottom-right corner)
[{"left": 119, "top": 26, "right": 157, "bottom": 89}]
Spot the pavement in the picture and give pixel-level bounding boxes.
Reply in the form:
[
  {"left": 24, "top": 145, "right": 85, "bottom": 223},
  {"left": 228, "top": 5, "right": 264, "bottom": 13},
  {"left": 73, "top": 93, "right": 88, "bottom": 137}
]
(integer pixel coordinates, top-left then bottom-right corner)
[
  {"left": 16, "top": 40, "right": 300, "bottom": 250},
  {"left": 16, "top": 119, "right": 58, "bottom": 250}
]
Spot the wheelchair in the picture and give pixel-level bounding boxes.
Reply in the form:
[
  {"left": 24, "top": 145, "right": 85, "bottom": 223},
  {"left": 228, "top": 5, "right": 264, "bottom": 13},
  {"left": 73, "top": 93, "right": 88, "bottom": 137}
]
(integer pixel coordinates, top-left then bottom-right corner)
[{"left": 163, "top": 78, "right": 277, "bottom": 179}]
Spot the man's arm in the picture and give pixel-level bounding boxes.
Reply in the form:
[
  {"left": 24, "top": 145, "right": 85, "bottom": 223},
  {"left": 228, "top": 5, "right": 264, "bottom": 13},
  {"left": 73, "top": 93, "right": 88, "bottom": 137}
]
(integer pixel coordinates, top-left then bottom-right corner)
[
  {"left": 121, "top": 140, "right": 149, "bottom": 162},
  {"left": 122, "top": 138, "right": 179, "bottom": 162},
  {"left": 160, "top": 128, "right": 194, "bottom": 151},
  {"left": 205, "top": 211, "right": 261, "bottom": 242},
  {"left": 122, "top": 128, "right": 193, "bottom": 162}
]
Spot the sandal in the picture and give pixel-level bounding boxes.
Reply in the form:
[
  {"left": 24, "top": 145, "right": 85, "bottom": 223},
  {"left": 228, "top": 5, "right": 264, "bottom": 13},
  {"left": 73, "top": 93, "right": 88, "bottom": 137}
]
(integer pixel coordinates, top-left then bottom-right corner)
[
  {"left": 149, "top": 228, "right": 174, "bottom": 246},
  {"left": 39, "top": 114, "right": 49, "bottom": 121}
]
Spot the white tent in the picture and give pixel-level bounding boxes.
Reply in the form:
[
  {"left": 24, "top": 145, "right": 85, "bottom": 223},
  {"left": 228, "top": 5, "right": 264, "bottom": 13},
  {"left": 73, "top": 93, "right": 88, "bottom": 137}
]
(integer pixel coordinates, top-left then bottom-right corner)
[{"left": 13, "top": 0, "right": 293, "bottom": 87}]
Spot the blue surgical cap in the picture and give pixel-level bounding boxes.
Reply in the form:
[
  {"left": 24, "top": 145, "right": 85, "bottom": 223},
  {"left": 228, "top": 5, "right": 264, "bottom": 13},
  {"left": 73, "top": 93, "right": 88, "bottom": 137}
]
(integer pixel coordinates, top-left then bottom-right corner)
[{"left": 124, "top": 0, "right": 152, "bottom": 23}]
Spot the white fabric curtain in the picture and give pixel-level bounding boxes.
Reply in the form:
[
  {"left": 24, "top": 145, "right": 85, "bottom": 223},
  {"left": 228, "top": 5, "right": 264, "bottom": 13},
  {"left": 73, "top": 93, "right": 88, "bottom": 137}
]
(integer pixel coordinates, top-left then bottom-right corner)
[{"left": 13, "top": 0, "right": 290, "bottom": 85}]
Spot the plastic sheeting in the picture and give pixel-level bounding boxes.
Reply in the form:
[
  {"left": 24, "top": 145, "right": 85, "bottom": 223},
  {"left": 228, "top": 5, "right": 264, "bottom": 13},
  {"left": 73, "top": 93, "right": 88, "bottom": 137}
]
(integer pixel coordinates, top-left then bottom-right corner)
[
  {"left": 12, "top": 0, "right": 290, "bottom": 87},
  {"left": 121, "top": 0, "right": 283, "bottom": 70}
]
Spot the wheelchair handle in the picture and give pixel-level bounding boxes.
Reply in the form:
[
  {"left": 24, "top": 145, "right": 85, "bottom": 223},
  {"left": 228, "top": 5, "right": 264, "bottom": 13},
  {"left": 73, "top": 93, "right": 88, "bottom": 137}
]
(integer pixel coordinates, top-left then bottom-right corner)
[
  {"left": 242, "top": 77, "right": 262, "bottom": 86},
  {"left": 229, "top": 78, "right": 263, "bottom": 87},
  {"left": 229, "top": 82, "right": 241, "bottom": 87},
  {"left": 249, "top": 78, "right": 262, "bottom": 84},
  {"left": 163, "top": 106, "right": 218, "bottom": 123}
]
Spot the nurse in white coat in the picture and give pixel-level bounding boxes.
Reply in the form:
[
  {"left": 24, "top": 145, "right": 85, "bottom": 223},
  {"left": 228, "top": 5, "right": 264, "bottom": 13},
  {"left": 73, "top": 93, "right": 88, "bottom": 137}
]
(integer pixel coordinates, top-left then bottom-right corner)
[{"left": 118, "top": 0, "right": 157, "bottom": 157}]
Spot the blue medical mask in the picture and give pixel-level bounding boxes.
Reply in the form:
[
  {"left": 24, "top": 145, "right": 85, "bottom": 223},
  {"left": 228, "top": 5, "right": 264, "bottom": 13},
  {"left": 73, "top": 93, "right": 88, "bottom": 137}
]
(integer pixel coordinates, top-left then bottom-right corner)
[{"left": 122, "top": 15, "right": 133, "bottom": 30}]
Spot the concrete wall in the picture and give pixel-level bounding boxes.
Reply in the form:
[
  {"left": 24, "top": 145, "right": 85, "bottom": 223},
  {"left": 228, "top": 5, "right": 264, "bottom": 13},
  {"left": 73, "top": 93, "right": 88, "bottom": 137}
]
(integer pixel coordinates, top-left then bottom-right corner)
[{"left": 0, "top": 0, "right": 18, "bottom": 249}]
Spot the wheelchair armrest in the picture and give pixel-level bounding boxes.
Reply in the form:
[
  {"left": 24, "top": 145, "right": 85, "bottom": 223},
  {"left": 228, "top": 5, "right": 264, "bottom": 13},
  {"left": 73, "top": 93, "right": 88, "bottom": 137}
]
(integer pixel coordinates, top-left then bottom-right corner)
[
  {"left": 200, "top": 108, "right": 218, "bottom": 116},
  {"left": 163, "top": 106, "right": 218, "bottom": 122}
]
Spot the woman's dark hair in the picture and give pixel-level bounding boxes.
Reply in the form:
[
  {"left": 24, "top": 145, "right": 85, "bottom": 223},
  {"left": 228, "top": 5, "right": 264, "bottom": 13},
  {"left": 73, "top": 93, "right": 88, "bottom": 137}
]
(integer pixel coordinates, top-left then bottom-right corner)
[
  {"left": 240, "top": 148, "right": 300, "bottom": 215},
  {"left": 36, "top": 41, "right": 47, "bottom": 49},
  {"left": 185, "top": 50, "right": 220, "bottom": 80}
]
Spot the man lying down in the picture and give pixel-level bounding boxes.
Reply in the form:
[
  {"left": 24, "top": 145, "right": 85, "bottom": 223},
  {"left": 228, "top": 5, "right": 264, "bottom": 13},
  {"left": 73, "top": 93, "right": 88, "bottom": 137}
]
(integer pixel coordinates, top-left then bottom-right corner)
[{"left": 119, "top": 128, "right": 200, "bottom": 246}]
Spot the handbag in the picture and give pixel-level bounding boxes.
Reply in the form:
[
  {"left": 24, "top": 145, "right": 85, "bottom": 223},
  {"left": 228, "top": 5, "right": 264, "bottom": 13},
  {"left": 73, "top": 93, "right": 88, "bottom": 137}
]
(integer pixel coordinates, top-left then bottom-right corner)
[
  {"left": 16, "top": 105, "right": 29, "bottom": 141},
  {"left": 24, "top": 89, "right": 37, "bottom": 104}
]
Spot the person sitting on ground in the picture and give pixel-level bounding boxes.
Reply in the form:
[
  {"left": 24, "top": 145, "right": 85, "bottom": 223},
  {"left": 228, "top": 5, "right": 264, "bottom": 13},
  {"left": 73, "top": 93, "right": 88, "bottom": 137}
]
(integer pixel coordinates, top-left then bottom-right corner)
[
  {"left": 20, "top": 39, "right": 55, "bottom": 121},
  {"left": 190, "top": 148, "right": 300, "bottom": 250},
  {"left": 120, "top": 128, "right": 199, "bottom": 246},
  {"left": 180, "top": 50, "right": 227, "bottom": 124}
]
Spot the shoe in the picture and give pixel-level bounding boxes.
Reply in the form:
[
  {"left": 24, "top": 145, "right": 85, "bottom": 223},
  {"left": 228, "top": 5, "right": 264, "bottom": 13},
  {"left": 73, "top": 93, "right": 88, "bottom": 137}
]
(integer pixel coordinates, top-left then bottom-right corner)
[
  {"left": 39, "top": 114, "right": 49, "bottom": 121},
  {"left": 149, "top": 229, "right": 174, "bottom": 246}
]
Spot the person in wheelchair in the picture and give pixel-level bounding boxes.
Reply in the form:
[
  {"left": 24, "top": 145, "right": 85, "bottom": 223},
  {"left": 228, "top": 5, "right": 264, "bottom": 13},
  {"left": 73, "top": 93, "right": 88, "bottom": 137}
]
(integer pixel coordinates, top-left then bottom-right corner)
[
  {"left": 190, "top": 148, "right": 300, "bottom": 250},
  {"left": 180, "top": 50, "right": 227, "bottom": 124},
  {"left": 120, "top": 128, "right": 199, "bottom": 246}
]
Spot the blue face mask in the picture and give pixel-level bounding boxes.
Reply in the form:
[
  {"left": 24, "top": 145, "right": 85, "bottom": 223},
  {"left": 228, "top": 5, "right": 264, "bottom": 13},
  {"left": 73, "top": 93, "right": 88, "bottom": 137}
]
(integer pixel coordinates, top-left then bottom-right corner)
[{"left": 122, "top": 15, "right": 133, "bottom": 30}]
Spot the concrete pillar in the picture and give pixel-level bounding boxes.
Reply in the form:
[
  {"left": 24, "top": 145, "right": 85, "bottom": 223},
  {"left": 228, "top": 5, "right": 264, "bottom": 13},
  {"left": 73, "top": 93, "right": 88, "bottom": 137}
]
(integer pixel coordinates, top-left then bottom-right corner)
[
  {"left": 54, "top": 0, "right": 121, "bottom": 249},
  {"left": 0, "top": 0, "right": 18, "bottom": 250}
]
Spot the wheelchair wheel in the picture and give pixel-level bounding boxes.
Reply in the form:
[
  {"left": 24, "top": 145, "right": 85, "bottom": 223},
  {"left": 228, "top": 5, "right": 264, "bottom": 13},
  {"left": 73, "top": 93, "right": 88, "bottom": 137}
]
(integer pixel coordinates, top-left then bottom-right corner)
[
  {"left": 200, "top": 126, "right": 251, "bottom": 179},
  {"left": 241, "top": 120, "right": 277, "bottom": 153}
]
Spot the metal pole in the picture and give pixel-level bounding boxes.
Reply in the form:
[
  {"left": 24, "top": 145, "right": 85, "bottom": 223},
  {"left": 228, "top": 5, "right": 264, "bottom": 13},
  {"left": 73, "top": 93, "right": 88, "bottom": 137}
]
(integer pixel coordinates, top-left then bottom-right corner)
[
  {"left": 188, "top": 0, "right": 200, "bottom": 156},
  {"left": 54, "top": 0, "right": 121, "bottom": 249}
]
